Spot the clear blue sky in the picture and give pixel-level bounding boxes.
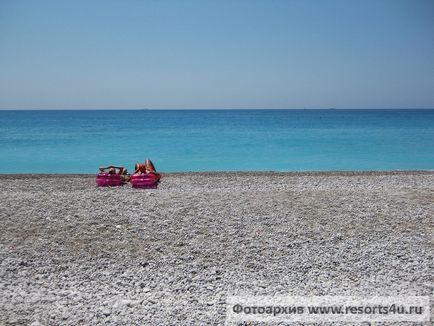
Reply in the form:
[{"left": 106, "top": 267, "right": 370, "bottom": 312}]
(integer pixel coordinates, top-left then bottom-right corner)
[{"left": 0, "top": 0, "right": 433, "bottom": 109}]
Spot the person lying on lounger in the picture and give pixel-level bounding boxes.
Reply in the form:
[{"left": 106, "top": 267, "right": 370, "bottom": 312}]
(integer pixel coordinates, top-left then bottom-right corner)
[
  {"left": 134, "top": 159, "right": 157, "bottom": 174},
  {"left": 99, "top": 166, "right": 130, "bottom": 181}
]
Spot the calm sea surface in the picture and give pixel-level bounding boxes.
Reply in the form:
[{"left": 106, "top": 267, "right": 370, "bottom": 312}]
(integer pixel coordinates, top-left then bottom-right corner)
[{"left": 0, "top": 109, "right": 433, "bottom": 173}]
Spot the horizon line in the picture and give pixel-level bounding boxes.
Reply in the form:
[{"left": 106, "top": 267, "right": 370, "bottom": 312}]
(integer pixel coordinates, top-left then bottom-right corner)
[{"left": 1, "top": 107, "right": 434, "bottom": 111}]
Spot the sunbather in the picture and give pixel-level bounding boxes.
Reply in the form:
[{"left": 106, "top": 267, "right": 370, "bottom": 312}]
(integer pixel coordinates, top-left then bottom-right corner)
[
  {"left": 134, "top": 159, "right": 157, "bottom": 174},
  {"left": 99, "top": 165, "right": 130, "bottom": 181}
]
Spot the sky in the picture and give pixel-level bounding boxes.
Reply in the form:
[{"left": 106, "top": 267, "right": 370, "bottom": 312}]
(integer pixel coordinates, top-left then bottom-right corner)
[{"left": 0, "top": 0, "right": 433, "bottom": 109}]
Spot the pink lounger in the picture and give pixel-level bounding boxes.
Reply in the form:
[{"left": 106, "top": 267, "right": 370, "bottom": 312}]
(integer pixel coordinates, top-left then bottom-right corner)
[
  {"left": 96, "top": 173, "right": 125, "bottom": 187},
  {"left": 130, "top": 173, "right": 161, "bottom": 189}
]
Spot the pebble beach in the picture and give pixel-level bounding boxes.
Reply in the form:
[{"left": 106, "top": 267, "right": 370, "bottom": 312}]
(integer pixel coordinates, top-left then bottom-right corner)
[{"left": 0, "top": 172, "right": 433, "bottom": 325}]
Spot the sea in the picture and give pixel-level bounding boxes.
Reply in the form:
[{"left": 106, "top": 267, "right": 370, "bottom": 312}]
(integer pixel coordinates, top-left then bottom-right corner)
[{"left": 0, "top": 109, "right": 433, "bottom": 173}]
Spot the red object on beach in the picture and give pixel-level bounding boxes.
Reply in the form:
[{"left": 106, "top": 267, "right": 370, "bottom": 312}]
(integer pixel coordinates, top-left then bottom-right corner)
[
  {"left": 130, "top": 173, "right": 161, "bottom": 189},
  {"left": 96, "top": 173, "right": 125, "bottom": 187}
]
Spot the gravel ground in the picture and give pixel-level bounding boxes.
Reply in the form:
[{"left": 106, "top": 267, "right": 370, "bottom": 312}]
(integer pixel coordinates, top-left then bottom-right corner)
[{"left": 0, "top": 172, "right": 433, "bottom": 325}]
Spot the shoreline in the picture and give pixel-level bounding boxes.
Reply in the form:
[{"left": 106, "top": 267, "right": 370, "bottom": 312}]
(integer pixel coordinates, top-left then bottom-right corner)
[{"left": 0, "top": 170, "right": 433, "bottom": 178}]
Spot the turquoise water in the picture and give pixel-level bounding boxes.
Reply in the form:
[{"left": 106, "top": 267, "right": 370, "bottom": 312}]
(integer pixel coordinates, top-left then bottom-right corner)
[{"left": 0, "top": 109, "right": 433, "bottom": 173}]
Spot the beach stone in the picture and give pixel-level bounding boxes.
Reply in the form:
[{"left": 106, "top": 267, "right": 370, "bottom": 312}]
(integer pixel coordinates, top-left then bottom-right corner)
[
  {"left": 29, "top": 322, "right": 43, "bottom": 326},
  {"left": 101, "top": 309, "right": 111, "bottom": 317}
]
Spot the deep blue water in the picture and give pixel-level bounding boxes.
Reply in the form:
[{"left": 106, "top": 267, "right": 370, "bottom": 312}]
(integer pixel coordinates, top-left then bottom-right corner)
[{"left": 0, "top": 109, "right": 433, "bottom": 173}]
